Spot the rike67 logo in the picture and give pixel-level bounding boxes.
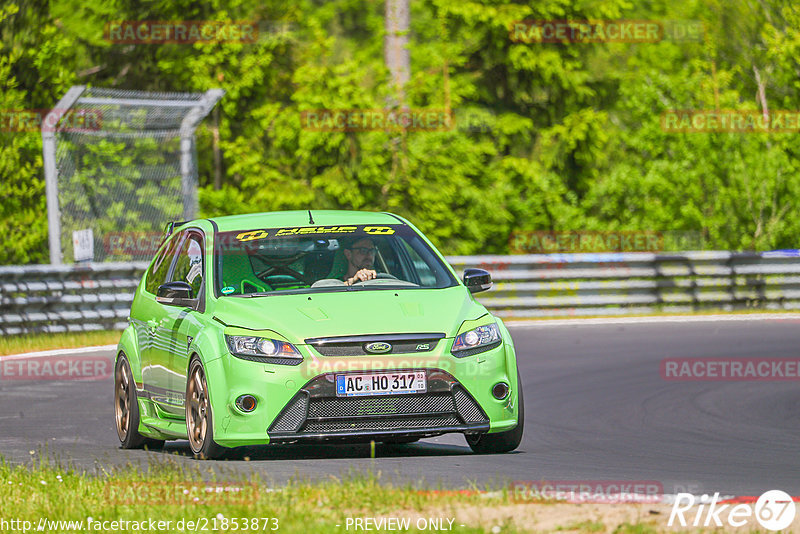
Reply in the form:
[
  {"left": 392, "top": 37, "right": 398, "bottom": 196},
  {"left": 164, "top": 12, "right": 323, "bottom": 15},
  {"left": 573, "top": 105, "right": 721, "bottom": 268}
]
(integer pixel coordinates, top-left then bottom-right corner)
[{"left": 668, "top": 490, "right": 796, "bottom": 531}]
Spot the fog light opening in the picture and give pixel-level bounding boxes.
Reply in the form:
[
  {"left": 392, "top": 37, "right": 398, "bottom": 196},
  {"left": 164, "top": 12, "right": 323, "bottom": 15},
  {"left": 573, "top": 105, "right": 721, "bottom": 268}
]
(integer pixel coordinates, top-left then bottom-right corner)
[
  {"left": 235, "top": 394, "right": 257, "bottom": 413},
  {"left": 492, "top": 382, "right": 510, "bottom": 400}
]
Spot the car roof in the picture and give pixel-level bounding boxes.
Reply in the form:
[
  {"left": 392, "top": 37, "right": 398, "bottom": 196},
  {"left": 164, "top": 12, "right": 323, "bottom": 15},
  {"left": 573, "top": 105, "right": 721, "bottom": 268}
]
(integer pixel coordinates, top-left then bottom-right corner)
[{"left": 202, "top": 210, "right": 405, "bottom": 232}]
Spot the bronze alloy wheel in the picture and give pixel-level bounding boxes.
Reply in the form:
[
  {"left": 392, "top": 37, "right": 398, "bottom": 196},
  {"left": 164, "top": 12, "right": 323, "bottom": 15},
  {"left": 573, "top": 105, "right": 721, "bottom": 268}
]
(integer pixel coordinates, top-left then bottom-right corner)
[
  {"left": 115, "top": 358, "right": 132, "bottom": 442},
  {"left": 185, "top": 358, "right": 226, "bottom": 459},
  {"left": 186, "top": 362, "right": 209, "bottom": 453},
  {"left": 114, "top": 355, "right": 164, "bottom": 450}
]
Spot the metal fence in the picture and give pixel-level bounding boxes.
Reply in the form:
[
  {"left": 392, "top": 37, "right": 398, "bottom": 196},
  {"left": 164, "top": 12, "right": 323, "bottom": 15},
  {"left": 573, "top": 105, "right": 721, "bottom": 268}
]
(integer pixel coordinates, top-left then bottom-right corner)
[
  {"left": 3, "top": 251, "right": 800, "bottom": 335},
  {"left": 43, "top": 86, "right": 224, "bottom": 265}
]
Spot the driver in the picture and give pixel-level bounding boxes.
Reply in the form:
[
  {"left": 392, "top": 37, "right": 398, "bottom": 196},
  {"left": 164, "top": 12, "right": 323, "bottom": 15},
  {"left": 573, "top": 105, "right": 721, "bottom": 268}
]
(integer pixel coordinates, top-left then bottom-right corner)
[{"left": 343, "top": 236, "right": 378, "bottom": 285}]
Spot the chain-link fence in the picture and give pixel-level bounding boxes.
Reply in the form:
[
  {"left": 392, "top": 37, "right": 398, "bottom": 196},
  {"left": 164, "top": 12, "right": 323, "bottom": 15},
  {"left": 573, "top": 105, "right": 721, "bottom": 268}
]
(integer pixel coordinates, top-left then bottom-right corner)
[{"left": 42, "top": 86, "right": 223, "bottom": 264}]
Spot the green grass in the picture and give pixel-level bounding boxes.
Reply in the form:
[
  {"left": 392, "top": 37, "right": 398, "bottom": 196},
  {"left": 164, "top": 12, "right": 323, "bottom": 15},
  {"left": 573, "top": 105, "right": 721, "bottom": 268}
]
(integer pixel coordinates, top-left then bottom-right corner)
[
  {"left": 0, "top": 455, "right": 518, "bottom": 533},
  {"left": 0, "top": 330, "right": 121, "bottom": 356},
  {"left": 0, "top": 454, "right": 713, "bottom": 533}
]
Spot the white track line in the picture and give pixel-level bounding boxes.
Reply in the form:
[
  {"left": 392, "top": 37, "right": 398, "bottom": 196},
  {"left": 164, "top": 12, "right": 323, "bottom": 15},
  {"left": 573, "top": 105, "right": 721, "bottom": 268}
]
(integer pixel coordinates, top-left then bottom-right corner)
[
  {"left": 0, "top": 344, "right": 117, "bottom": 361},
  {"left": 505, "top": 313, "right": 800, "bottom": 328}
]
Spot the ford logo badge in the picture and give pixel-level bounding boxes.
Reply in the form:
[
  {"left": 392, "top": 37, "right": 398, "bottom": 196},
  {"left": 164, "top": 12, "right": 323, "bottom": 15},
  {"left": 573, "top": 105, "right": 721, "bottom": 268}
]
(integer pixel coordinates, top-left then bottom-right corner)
[{"left": 364, "top": 342, "right": 392, "bottom": 354}]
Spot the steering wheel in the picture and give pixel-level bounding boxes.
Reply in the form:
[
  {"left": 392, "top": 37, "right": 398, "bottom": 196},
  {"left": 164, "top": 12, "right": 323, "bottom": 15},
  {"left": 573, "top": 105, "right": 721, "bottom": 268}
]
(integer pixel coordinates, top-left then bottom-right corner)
[
  {"left": 349, "top": 272, "right": 398, "bottom": 284},
  {"left": 256, "top": 265, "right": 310, "bottom": 285}
]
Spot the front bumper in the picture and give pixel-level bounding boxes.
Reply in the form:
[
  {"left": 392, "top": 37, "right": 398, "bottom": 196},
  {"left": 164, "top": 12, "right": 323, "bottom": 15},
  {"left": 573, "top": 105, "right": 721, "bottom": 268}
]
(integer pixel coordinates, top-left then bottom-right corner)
[
  {"left": 267, "top": 369, "right": 489, "bottom": 443},
  {"left": 204, "top": 334, "right": 519, "bottom": 448}
]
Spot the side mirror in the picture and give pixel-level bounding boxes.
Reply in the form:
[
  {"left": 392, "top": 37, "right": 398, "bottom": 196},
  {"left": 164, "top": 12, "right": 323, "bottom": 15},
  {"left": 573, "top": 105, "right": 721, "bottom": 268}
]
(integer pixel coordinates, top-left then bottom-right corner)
[
  {"left": 156, "top": 281, "right": 195, "bottom": 307},
  {"left": 463, "top": 268, "right": 492, "bottom": 293}
]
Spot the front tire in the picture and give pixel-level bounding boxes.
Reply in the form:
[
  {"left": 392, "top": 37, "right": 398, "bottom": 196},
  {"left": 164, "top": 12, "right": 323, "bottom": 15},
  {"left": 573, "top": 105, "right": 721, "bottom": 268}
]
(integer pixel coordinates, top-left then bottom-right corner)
[
  {"left": 115, "top": 354, "right": 164, "bottom": 450},
  {"left": 186, "top": 357, "right": 226, "bottom": 460},
  {"left": 466, "top": 375, "right": 524, "bottom": 454}
]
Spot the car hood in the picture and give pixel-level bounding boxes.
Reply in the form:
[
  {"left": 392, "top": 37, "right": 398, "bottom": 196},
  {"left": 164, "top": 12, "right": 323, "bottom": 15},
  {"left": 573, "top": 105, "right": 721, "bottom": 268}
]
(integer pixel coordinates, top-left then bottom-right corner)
[{"left": 212, "top": 286, "right": 486, "bottom": 343}]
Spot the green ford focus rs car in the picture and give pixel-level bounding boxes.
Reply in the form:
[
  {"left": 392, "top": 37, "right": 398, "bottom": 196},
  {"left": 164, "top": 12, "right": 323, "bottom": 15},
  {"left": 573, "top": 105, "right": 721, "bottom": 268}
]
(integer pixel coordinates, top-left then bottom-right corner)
[{"left": 115, "top": 210, "right": 523, "bottom": 459}]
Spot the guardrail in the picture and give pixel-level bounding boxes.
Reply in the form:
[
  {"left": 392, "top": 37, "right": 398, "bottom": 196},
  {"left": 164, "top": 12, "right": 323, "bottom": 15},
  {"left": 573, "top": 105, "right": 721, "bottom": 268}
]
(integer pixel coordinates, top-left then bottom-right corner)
[
  {"left": 2, "top": 251, "right": 800, "bottom": 334},
  {"left": 0, "top": 262, "right": 147, "bottom": 335},
  {"left": 449, "top": 251, "right": 800, "bottom": 318}
]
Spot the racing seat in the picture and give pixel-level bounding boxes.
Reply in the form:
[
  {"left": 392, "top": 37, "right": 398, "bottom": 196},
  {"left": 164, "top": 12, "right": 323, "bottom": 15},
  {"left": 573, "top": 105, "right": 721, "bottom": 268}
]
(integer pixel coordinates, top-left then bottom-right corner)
[{"left": 220, "top": 252, "right": 269, "bottom": 294}]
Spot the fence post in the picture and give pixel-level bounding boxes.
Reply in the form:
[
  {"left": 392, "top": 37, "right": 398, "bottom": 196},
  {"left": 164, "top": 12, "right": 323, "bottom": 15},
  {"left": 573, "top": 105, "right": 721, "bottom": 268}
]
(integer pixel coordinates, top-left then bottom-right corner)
[{"left": 42, "top": 86, "right": 86, "bottom": 265}]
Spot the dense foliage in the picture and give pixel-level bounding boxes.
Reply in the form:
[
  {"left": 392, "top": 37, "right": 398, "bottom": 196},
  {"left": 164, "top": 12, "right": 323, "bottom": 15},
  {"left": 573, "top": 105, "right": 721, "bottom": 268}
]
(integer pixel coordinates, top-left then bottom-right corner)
[{"left": 2, "top": 0, "right": 799, "bottom": 263}]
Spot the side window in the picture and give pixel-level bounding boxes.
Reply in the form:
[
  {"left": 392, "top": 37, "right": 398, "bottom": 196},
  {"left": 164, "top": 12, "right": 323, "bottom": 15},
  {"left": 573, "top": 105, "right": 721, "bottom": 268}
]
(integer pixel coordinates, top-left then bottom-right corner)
[
  {"left": 144, "top": 234, "right": 181, "bottom": 294},
  {"left": 375, "top": 239, "right": 401, "bottom": 277},
  {"left": 401, "top": 239, "right": 437, "bottom": 286},
  {"left": 170, "top": 233, "right": 204, "bottom": 299}
]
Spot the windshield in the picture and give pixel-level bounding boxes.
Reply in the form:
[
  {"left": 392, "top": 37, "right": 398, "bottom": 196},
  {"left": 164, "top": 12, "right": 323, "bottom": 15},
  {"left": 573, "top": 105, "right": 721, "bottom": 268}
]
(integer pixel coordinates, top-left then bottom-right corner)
[{"left": 214, "top": 224, "right": 458, "bottom": 297}]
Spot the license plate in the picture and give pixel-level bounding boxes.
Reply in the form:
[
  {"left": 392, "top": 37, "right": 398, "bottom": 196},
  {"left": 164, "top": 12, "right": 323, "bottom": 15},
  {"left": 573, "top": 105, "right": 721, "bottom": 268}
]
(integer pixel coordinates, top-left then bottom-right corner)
[{"left": 335, "top": 371, "right": 426, "bottom": 397}]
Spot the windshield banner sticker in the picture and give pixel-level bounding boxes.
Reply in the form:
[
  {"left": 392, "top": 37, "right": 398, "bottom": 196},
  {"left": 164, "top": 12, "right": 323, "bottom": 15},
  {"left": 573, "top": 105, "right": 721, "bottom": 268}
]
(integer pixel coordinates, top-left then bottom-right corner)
[{"left": 228, "top": 225, "right": 397, "bottom": 243}]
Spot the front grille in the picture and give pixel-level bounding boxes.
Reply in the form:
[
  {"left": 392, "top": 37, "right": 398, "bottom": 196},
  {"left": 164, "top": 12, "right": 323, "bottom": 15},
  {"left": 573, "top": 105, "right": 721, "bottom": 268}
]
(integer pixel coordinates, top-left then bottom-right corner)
[
  {"left": 305, "top": 333, "right": 445, "bottom": 356},
  {"left": 304, "top": 415, "right": 461, "bottom": 433},
  {"left": 308, "top": 393, "right": 454, "bottom": 418},
  {"left": 452, "top": 386, "right": 486, "bottom": 423},
  {"left": 269, "top": 392, "right": 309, "bottom": 432},
  {"left": 268, "top": 369, "right": 489, "bottom": 439}
]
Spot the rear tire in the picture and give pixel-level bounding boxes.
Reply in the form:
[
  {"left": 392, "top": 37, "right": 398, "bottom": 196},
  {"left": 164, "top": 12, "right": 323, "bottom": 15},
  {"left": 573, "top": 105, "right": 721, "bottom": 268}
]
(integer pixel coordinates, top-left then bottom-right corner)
[
  {"left": 186, "top": 357, "right": 227, "bottom": 460},
  {"left": 115, "top": 354, "right": 165, "bottom": 450},
  {"left": 466, "top": 375, "right": 524, "bottom": 454}
]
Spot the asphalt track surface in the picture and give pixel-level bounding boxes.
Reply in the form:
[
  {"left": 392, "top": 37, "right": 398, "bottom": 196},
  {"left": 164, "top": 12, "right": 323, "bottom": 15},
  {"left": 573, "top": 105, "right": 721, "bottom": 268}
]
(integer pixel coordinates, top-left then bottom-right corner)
[{"left": 2, "top": 316, "right": 799, "bottom": 495}]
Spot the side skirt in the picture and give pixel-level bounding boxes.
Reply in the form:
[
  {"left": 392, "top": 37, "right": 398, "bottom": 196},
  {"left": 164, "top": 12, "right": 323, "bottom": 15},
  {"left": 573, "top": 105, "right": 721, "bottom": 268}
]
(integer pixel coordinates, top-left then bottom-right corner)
[{"left": 137, "top": 395, "right": 188, "bottom": 439}]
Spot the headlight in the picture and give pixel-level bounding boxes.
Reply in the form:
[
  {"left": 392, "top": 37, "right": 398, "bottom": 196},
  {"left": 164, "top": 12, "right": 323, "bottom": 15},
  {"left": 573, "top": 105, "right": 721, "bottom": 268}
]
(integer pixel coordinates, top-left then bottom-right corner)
[
  {"left": 451, "top": 323, "right": 502, "bottom": 357},
  {"left": 225, "top": 335, "right": 302, "bottom": 364}
]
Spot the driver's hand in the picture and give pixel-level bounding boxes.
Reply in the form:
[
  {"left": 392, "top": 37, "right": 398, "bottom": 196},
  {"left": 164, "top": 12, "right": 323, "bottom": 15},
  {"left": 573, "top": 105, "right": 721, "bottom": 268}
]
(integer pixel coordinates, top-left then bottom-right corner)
[{"left": 345, "top": 269, "right": 377, "bottom": 285}]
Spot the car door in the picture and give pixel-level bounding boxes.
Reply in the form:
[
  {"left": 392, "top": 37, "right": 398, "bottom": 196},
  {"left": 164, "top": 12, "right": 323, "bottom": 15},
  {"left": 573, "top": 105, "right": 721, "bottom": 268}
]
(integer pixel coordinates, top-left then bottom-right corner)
[
  {"left": 155, "top": 230, "right": 206, "bottom": 417},
  {"left": 139, "top": 231, "right": 183, "bottom": 409}
]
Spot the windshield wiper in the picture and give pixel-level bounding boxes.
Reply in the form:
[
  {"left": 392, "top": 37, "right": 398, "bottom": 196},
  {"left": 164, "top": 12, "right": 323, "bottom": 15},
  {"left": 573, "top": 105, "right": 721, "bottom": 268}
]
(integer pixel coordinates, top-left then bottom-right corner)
[
  {"left": 228, "top": 284, "right": 419, "bottom": 297},
  {"left": 234, "top": 287, "right": 351, "bottom": 297}
]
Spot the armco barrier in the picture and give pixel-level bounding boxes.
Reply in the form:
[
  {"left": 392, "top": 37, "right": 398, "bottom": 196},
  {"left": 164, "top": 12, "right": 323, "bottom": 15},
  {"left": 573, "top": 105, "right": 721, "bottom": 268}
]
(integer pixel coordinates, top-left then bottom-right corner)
[
  {"left": 2, "top": 251, "right": 800, "bottom": 334},
  {"left": 449, "top": 251, "right": 800, "bottom": 318},
  {"left": 0, "top": 262, "right": 148, "bottom": 335}
]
